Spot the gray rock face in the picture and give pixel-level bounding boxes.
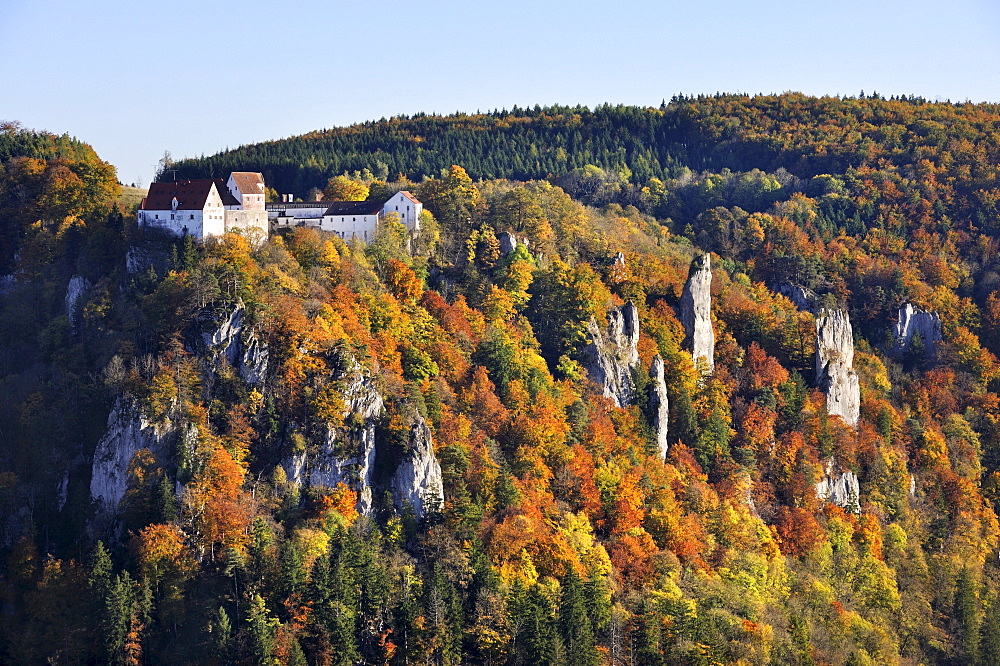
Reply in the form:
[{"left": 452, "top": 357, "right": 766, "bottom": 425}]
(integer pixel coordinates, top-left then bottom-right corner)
[
  {"left": 125, "top": 245, "right": 170, "bottom": 275},
  {"left": 774, "top": 283, "right": 817, "bottom": 313},
  {"left": 895, "top": 303, "right": 942, "bottom": 356},
  {"left": 281, "top": 357, "right": 444, "bottom": 519},
  {"left": 745, "top": 482, "right": 761, "bottom": 519},
  {"left": 391, "top": 415, "right": 445, "bottom": 519},
  {"left": 815, "top": 309, "right": 860, "bottom": 427},
  {"left": 498, "top": 232, "right": 517, "bottom": 255},
  {"left": 239, "top": 330, "right": 269, "bottom": 386},
  {"left": 65, "top": 275, "right": 90, "bottom": 328},
  {"left": 202, "top": 306, "right": 269, "bottom": 385},
  {"left": 815, "top": 459, "right": 860, "bottom": 511},
  {"left": 285, "top": 367, "right": 384, "bottom": 515},
  {"left": 680, "top": 254, "right": 715, "bottom": 374},
  {"left": 90, "top": 398, "right": 193, "bottom": 522},
  {"left": 125, "top": 248, "right": 148, "bottom": 274},
  {"left": 648, "top": 355, "right": 670, "bottom": 459},
  {"left": 58, "top": 471, "right": 70, "bottom": 513},
  {"left": 583, "top": 302, "right": 641, "bottom": 407},
  {"left": 203, "top": 307, "right": 244, "bottom": 358},
  {"left": 498, "top": 232, "right": 529, "bottom": 255}
]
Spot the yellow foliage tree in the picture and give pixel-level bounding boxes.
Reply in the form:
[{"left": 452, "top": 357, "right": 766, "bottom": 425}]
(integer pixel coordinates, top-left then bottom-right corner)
[{"left": 323, "top": 175, "right": 369, "bottom": 201}]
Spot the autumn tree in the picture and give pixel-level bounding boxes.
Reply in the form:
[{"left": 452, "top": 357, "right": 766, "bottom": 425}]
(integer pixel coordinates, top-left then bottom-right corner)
[
  {"left": 323, "top": 175, "right": 369, "bottom": 202},
  {"left": 527, "top": 260, "right": 612, "bottom": 363}
]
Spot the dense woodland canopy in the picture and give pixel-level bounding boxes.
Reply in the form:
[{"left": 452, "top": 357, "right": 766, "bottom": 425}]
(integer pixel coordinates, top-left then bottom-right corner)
[
  {"left": 174, "top": 93, "right": 1000, "bottom": 215},
  {"left": 2, "top": 93, "right": 1000, "bottom": 664}
]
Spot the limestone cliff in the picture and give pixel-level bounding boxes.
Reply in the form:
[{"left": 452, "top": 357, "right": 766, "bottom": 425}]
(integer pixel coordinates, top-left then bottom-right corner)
[
  {"left": 815, "top": 459, "right": 860, "bottom": 511},
  {"left": 498, "top": 232, "right": 529, "bottom": 255},
  {"left": 815, "top": 309, "right": 861, "bottom": 427},
  {"left": 611, "top": 251, "right": 626, "bottom": 275},
  {"left": 391, "top": 415, "right": 445, "bottom": 519},
  {"left": 65, "top": 275, "right": 90, "bottom": 329},
  {"left": 680, "top": 254, "right": 715, "bottom": 373},
  {"left": 90, "top": 398, "right": 195, "bottom": 526},
  {"left": 773, "top": 283, "right": 817, "bottom": 313},
  {"left": 201, "top": 305, "right": 269, "bottom": 386},
  {"left": 281, "top": 358, "right": 445, "bottom": 519},
  {"left": 582, "top": 302, "right": 640, "bottom": 407},
  {"left": 894, "top": 303, "right": 942, "bottom": 356},
  {"left": 648, "top": 355, "right": 670, "bottom": 459},
  {"left": 284, "top": 365, "right": 384, "bottom": 515},
  {"left": 238, "top": 330, "right": 269, "bottom": 386},
  {"left": 499, "top": 232, "right": 517, "bottom": 255}
]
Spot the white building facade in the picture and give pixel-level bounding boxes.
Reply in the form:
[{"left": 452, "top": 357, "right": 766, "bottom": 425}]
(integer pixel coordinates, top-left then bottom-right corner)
[
  {"left": 381, "top": 191, "right": 422, "bottom": 230},
  {"left": 321, "top": 200, "right": 385, "bottom": 241},
  {"left": 138, "top": 172, "right": 269, "bottom": 240},
  {"left": 268, "top": 202, "right": 332, "bottom": 229},
  {"left": 265, "top": 190, "right": 423, "bottom": 242},
  {"left": 223, "top": 172, "right": 268, "bottom": 236},
  {"left": 138, "top": 180, "right": 228, "bottom": 238}
]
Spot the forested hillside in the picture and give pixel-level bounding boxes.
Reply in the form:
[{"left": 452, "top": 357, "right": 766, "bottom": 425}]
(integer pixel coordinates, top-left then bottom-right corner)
[
  {"left": 171, "top": 94, "right": 1000, "bottom": 214},
  {"left": 2, "top": 95, "right": 1000, "bottom": 664},
  {"left": 0, "top": 122, "right": 120, "bottom": 274}
]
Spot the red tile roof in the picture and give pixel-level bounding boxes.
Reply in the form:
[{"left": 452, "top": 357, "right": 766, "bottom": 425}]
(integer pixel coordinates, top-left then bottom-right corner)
[
  {"left": 397, "top": 190, "right": 421, "bottom": 204},
  {"left": 141, "top": 179, "right": 240, "bottom": 210},
  {"left": 141, "top": 180, "right": 219, "bottom": 211},
  {"left": 230, "top": 172, "right": 265, "bottom": 196}
]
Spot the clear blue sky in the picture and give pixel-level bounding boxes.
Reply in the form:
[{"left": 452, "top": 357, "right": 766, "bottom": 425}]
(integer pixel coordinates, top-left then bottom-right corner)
[{"left": 2, "top": 0, "right": 998, "bottom": 187}]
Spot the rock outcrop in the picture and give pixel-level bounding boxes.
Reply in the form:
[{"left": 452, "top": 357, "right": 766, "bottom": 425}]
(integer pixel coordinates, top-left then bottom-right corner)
[
  {"left": 582, "top": 302, "right": 640, "bottom": 407},
  {"left": 391, "top": 415, "right": 445, "bottom": 519},
  {"left": 65, "top": 275, "right": 90, "bottom": 329},
  {"left": 284, "top": 366, "right": 384, "bottom": 515},
  {"left": 648, "top": 355, "right": 670, "bottom": 459},
  {"left": 894, "top": 303, "right": 942, "bottom": 356},
  {"left": 498, "top": 232, "right": 529, "bottom": 256},
  {"left": 90, "top": 398, "right": 194, "bottom": 525},
  {"left": 815, "top": 309, "right": 860, "bottom": 427},
  {"left": 201, "top": 306, "right": 269, "bottom": 386},
  {"left": 499, "top": 232, "right": 517, "bottom": 255},
  {"left": 125, "top": 247, "right": 152, "bottom": 274},
  {"left": 774, "top": 283, "right": 817, "bottom": 313},
  {"left": 280, "top": 353, "right": 446, "bottom": 520},
  {"left": 125, "top": 243, "right": 173, "bottom": 276},
  {"left": 815, "top": 459, "right": 860, "bottom": 511},
  {"left": 58, "top": 471, "right": 70, "bottom": 513},
  {"left": 680, "top": 254, "right": 715, "bottom": 373},
  {"left": 238, "top": 330, "right": 269, "bottom": 386}
]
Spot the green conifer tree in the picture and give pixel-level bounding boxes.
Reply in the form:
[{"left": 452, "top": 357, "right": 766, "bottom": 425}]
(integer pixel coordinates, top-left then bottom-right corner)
[
  {"left": 246, "top": 594, "right": 279, "bottom": 665},
  {"left": 956, "top": 568, "right": 981, "bottom": 665},
  {"left": 559, "top": 571, "right": 599, "bottom": 666}
]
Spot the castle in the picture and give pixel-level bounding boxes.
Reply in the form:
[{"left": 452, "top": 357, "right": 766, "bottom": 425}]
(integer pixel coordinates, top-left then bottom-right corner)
[
  {"left": 139, "top": 172, "right": 422, "bottom": 242},
  {"left": 138, "top": 172, "right": 268, "bottom": 240}
]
